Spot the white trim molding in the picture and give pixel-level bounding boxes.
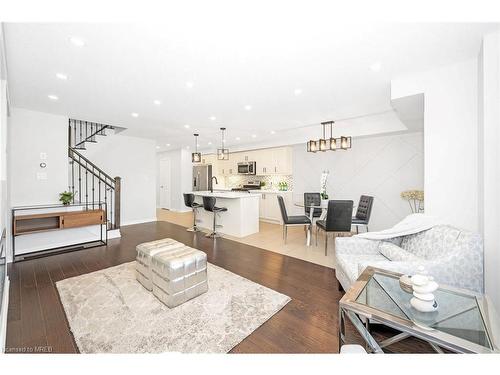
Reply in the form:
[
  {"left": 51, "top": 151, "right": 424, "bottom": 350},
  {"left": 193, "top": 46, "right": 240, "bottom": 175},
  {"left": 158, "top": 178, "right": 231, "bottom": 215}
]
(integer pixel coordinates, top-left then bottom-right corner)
[{"left": 0, "top": 276, "right": 9, "bottom": 353}]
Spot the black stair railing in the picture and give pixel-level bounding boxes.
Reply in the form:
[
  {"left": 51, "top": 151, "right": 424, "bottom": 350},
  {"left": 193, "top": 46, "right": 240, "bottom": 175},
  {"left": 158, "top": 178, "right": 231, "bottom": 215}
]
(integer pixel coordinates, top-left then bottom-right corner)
[{"left": 68, "top": 119, "right": 121, "bottom": 230}]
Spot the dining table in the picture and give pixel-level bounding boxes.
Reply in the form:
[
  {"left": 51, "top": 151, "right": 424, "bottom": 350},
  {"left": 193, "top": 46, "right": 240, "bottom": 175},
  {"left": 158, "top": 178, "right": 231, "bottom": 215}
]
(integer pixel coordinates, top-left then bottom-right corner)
[{"left": 294, "top": 200, "right": 356, "bottom": 247}]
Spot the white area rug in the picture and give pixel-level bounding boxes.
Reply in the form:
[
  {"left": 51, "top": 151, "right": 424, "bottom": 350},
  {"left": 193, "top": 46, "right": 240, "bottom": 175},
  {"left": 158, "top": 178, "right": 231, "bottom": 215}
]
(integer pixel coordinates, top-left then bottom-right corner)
[{"left": 56, "top": 261, "right": 290, "bottom": 353}]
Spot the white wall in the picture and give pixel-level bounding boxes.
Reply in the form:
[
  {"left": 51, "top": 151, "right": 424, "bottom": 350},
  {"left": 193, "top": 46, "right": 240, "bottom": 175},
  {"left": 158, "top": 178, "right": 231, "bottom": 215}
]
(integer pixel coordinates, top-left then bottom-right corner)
[
  {"left": 391, "top": 59, "right": 479, "bottom": 232},
  {"left": 0, "top": 24, "right": 9, "bottom": 350},
  {"left": 478, "top": 32, "right": 500, "bottom": 337},
  {"left": 292, "top": 132, "right": 424, "bottom": 231},
  {"left": 9, "top": 107, "right": 68, "bottom": 206},
  {"left": 0, "top": 80, "right": 7, "bottom": 235},
  {"left": 82, "top": 131, "right": 157, "bottom": 225},
  {"left": 156, "top": 148, "right": 193, "bottom": 212},
  {"left": 8, "top": 107, "right": 156, "bottom": 226}
]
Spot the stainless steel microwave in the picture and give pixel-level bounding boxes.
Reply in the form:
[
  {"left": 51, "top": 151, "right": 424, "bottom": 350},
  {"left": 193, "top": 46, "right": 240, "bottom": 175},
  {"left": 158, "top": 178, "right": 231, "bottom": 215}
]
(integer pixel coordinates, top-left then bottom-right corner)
[{"left": 237, "top": 162, "right": 256, "bottom": 175}]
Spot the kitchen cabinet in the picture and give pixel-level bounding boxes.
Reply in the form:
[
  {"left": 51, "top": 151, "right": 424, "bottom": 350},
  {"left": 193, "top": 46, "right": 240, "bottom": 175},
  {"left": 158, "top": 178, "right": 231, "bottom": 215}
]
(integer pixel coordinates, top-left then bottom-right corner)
[
  {"left": 201, "top": 146, "right": 292, "bottom": 177},
  {"left": 272, "top": 147, "right": 293, "bottom": 175},
  {"left": 201, "top": 154, "right": 216, "bottom": 166},
  {"left": 217, "top": 158, "right": 237, "bottom": 176},
  {"left": 257, "top": 191, "right": 292, "bottom": 223},
  {"left": 240, "top": 150, "right": 257, "bottom": 162},
  {"left": 253, "top": 147, "right": 292, "bottom": 175}
]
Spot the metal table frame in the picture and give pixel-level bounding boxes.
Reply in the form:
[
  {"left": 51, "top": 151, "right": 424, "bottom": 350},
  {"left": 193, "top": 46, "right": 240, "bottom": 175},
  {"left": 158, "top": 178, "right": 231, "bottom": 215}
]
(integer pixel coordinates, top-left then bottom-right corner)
[
  {"left": 339, "top": 266, "right": 497, "bottom": 354},
  {"left": 294, "top": 201, "right": 356, "bottom": 246}
]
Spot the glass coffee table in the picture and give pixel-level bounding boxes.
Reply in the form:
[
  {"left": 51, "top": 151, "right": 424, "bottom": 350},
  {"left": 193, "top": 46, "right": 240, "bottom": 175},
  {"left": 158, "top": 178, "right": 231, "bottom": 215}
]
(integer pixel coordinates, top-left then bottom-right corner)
[{"left": 339, "top": 267, "right": 497, "bottom": 353}]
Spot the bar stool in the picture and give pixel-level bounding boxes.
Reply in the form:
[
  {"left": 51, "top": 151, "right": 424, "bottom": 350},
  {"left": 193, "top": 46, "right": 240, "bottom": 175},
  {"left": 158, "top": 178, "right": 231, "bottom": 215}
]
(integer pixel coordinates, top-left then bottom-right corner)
[
  {"left": 183, "top": 193, "right": 202, "bottom": 232},
  {"left": 202, "top": 196, "right": 227, "bottom": 238}
]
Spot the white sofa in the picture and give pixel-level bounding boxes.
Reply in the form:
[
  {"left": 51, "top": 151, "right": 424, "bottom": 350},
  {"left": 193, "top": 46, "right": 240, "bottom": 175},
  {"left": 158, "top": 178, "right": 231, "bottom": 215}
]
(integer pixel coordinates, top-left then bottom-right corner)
[{"left": 335, "top": 225, "right": 484, "bottom": 293}]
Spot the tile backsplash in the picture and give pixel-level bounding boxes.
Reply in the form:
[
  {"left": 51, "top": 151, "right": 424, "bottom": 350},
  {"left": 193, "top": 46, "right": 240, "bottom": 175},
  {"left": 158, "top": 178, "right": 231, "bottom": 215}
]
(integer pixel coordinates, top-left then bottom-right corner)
[{"left": 225, "top": 174, "right": 294, "bottom": 191}]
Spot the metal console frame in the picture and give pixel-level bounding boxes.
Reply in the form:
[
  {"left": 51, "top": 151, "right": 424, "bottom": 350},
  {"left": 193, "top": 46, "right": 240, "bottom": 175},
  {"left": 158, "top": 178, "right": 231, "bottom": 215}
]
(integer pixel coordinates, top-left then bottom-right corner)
[{"left": 11, "top": 202, "right": 108, "bottom": 262}]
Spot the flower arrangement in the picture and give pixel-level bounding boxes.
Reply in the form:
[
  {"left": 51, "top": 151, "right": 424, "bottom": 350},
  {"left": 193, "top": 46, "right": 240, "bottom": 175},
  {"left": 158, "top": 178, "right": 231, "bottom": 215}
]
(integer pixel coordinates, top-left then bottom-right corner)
[
  {"left": 320, "top": 171, "right": 329, "bottom": 200},
  {"left": 401, "top": 190, "right": 424, "bottom": 213}
]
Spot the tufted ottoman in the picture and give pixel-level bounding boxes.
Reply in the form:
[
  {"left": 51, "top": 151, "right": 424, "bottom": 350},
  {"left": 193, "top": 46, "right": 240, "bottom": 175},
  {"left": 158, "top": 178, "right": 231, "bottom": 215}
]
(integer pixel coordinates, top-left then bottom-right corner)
[
  {"left": 151, "top": 245, "right": 208, "bottom": 308},
  {"left": 135, "top": 238, "right": 185, "bottom": 291}
]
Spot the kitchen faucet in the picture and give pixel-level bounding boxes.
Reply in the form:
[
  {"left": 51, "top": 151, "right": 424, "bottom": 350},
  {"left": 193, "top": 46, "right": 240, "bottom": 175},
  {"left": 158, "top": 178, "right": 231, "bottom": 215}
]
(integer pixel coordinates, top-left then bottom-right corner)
[{"left": 210, "top": 176, "right": 218, "bottom": 193}]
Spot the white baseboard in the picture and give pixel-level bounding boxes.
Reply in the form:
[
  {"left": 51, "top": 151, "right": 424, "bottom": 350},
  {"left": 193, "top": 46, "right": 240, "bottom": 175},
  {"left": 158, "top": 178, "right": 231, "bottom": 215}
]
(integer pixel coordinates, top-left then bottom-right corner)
[
  {"left": 107, "top": 229, "right": 121, "bottom": 239},
  {"left": 0, "top": 277, "right": 9, "bottom": 354},
  {"left": 168, "top": 208, "right": 191, "bottom": 213},
  {"left": 121, "top": 218, "right": 158, "bottom": 226}
]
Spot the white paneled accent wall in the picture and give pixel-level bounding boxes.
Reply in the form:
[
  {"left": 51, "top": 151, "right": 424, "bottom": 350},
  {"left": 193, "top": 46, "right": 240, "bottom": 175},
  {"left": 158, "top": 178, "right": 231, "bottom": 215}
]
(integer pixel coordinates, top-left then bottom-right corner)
[{"left": 292, "top": 132, "right": 424, "bottom": 231}]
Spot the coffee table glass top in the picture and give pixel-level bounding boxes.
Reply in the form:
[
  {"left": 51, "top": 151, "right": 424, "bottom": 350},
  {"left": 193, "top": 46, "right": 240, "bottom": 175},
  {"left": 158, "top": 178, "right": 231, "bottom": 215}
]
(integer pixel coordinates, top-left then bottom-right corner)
[{"left": 355, "top": 272, "right": 492, "bottom": 349}]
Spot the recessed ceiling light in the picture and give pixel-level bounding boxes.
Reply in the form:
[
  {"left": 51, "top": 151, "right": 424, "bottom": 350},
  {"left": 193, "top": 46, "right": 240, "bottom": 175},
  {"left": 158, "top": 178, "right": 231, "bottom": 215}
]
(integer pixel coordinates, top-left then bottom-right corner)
[
  {"left": 244, "top": 105, "right": 252, "bottom": 111},
  {"left": 153, "top": 99, "right": 161, "bottom": 105},
  {"left": 270, "top": 130, "right": 276, "bottom": 134},
  {"left": 184, "top": 124, "right": 190, "bottom": 129},
  {"left": 166, "top": 143, "right": 171, "bottom": 146},
  {"left": 56, "top": 73, "right": 68, "bottom": 80},
  {"left": 251, "top": 134, "right": 257, "bottom": 138},
  {"left": 236, "top": 137, "right": 241, "bottom": 141},
  {"left": 185, "top": 81, "right": 194, "bottom": 89},
  {"left": 47, "top": 94, "right": 59, "bottom": 101},
  {"left": 208, "top": 142, "right": 212, "bottom": 145},
  {"left": 156, "top": 146, "right": 160, "bottom": 149},
  {"left": 370, "top": 62, "right": 382, "bottom": 72},
  {"left": 186, "top": 146, "right": 190, "bottom": 149},
  {"left": 209, "top": 116, "right": 216, "bottom": 121},
  {"left": 131, "top": 112, "right": 139, "bottom": 118},
  {"left": 294, "top": 88, "right": 303, "bottom": 96},
  {"left": 69, "top": 36, "right": 85, "bottom": 47}
]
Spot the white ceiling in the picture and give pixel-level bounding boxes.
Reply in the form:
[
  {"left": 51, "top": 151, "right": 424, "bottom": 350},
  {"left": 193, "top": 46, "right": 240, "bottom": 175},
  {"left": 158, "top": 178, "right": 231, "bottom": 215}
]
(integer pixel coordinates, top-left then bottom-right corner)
[{"left": 3, "top": 22, "right": 498, "bottom": 151}]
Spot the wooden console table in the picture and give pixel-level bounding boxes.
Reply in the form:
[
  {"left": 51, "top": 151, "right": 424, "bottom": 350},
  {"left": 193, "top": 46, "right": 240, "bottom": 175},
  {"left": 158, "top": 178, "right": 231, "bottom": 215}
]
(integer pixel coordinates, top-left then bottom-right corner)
[{"left": 12, "top": 202, "right": 108, "bottom": 262}]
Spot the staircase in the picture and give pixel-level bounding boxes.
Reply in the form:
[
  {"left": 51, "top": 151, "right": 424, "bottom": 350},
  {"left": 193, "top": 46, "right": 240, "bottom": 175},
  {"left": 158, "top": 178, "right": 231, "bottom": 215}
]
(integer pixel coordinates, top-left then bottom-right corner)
[{"left": 68, "top": 119, "right": 121, "bottom": 230}]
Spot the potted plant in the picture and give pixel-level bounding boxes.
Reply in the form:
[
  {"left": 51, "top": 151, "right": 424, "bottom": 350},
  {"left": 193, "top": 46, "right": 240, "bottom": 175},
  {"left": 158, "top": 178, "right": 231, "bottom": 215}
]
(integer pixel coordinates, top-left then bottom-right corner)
[{"left": 59, "top": 191, "right": 75, "bottom": 205}]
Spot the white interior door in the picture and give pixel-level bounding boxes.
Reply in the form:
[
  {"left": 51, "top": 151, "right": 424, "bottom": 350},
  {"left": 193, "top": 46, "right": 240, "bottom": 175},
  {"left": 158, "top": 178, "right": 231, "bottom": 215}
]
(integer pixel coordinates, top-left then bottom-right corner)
[{"left": 159, "top": 159, "right": 171, "bottom": 209}]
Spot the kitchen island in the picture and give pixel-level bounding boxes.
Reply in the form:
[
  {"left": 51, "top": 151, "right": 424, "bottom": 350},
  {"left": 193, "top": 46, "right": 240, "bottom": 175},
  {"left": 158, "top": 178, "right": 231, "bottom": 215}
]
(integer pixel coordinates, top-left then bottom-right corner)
[{"left": 191, "top": 191, "right": 260, "bottom": 237}]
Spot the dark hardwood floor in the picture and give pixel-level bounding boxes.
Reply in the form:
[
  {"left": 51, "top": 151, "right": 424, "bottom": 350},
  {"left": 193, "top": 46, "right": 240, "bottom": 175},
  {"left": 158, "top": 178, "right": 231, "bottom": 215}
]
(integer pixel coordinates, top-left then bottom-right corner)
[{"left": 5, "top": 220, "right": 434, "bottom": 353}]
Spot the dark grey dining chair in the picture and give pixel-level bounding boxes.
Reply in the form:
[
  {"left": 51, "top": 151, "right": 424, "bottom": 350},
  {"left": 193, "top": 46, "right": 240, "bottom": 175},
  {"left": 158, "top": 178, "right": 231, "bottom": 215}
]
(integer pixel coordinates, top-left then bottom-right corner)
[
  {"left": 303, "top": 193, "right": 322, "bottom": 219},
  {"left": 277, "top": 195, "right": 311, "bottom": 244},
  {"left": 352, "top": 195, "right": 374, "bottom": 233},
  {"left": 316, "top": 200, "right": 353, "bottom": 255}
]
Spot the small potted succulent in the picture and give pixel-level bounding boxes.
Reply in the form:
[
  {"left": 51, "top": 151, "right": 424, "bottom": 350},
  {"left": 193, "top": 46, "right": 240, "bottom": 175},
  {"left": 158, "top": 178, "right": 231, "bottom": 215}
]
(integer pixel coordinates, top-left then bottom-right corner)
[{"left": 59, "top": 190, "right": 75, "bottom": 205}]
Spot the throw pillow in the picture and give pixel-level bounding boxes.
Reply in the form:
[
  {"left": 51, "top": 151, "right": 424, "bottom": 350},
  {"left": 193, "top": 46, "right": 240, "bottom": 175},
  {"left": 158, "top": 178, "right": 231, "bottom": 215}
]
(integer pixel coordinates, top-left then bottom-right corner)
[{"left": 378, "top": 241, "right": 421, "bottom": 262}]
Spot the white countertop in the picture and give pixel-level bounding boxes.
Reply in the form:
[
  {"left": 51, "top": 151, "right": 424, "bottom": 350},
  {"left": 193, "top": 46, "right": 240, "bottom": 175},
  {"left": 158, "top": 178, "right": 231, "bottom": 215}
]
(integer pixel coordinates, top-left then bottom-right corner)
[
  {"left": 191, "top": 191, "right": 261, "bottom": 199},
  {"left": 249, "top": 190, "right": 293, "bottom": 194}
]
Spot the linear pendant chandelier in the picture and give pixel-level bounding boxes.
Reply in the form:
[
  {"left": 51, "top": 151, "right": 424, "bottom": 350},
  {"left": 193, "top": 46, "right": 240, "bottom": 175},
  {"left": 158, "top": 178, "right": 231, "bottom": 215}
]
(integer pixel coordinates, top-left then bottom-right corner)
[
  {"left": 307, "top": 121, "right": 352, "bottom": 153},
  {"left": 217, "top": 127, "right": 229, "bottom": 160}
]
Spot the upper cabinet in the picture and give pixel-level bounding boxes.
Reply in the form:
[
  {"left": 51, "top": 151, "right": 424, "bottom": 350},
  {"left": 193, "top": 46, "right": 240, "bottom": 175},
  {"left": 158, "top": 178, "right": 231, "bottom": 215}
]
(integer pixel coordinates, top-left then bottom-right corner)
[
  {"left": 253, "top": 147, "right": 292, "bottom": 175},
  {"left": 200, "top": 146, "right": 293, "bottom": 176},
  {"left": 201, "top": 154, "right": 216, "bottom": 166},
  {"left": 271, "top": 147, "right": 293, "bottom": 175}
]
